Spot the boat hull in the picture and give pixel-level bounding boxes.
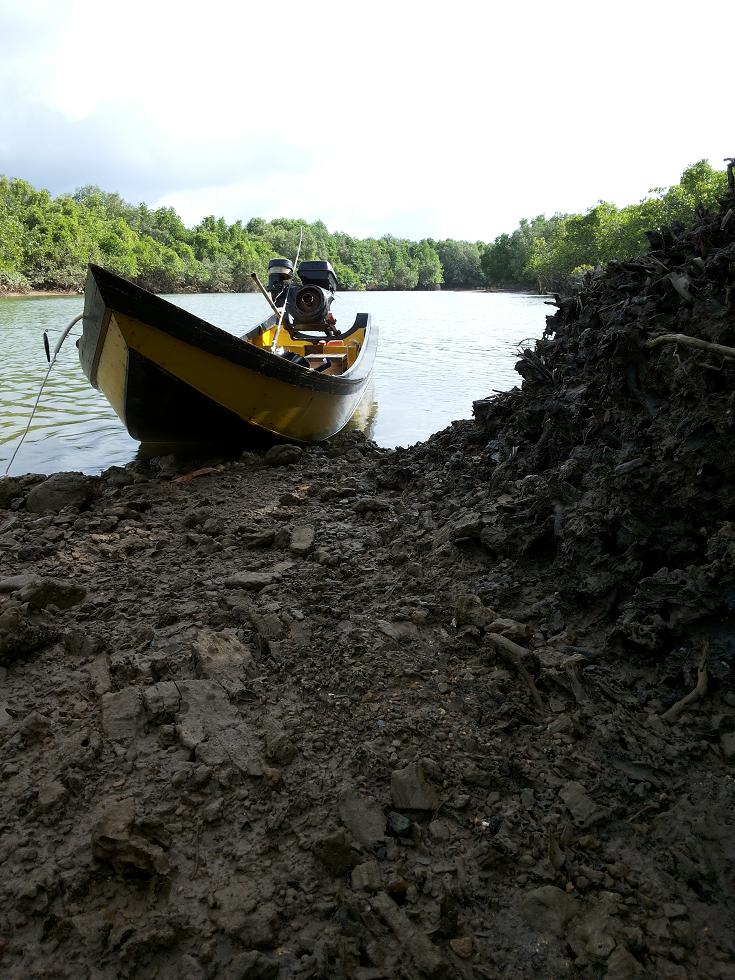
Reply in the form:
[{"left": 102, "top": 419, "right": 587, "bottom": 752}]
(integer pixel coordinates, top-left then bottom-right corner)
[{"left": 79, "top": 265, "right": 378, "bottom": 443}]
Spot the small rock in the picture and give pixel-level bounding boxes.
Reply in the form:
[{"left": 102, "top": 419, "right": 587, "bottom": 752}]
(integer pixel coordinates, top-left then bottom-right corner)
[
  {"left": 91, "top": 798, "right": 170, "bottom": 876},
  {"left": 25, "top": 472, "right": 92, "bottom": 514},
  {"left": 387, "top": 811, "right": 412, "bottom": 836},
  {"left": 604, "top": 945, "right": 644, "bottom": 979},
  {"left": 487, "top": 617, "right": 531, "bottom": 641},
  {"left": 547, "top": 713, "right": 575, "bottom": 735},
  {"left": 251, "top": 611, "right": 284, "bottom": 641},
  {"left": 438, "top": 894, "right": 460, "bottom": 938},
  {"left": 663, "top": 903, "right": 688, "bottom": 919},
  {"left": 391, "top": 762, "right": 439, "bottom": 811},
  {"left": 351, "top": 860, "right": 382, "bottom": 892},
  {"left": 462, "top": 762, "right": 495, "bottom": 788},
  {"left": 0, "top": 604, "right": 57, "bottom": 666},
  {"left": 264, "top": 445, "right": 302, "bottom": 466},
  {"left": 719, "top": 731, "right": 735, "bottom": 762},
  {"left": 559, "top": 781, "right": 602, "bottom": 827},
  {"left": 191, "top": 764, "right": 212, "bottom": 787},
  {"left": 175, "top": 680, "right": 262, "bottom": 776},
  {"left": 87, "top": 654, "right": 112, "bottom": 697},
  {"left": 453, "top": 595, "right": 496, "bottom": 630},
  {"left": 428, "top": 819, "right": 450, "bottom": 842},
  {"left": 339, "top": 788, "right": 386, "bottom": 846},
  {"left": 0, "top": 474, "right": 42, "bottom": 509},
  {"left": 449, "top": 936, "right": 474, "bottom": 959},
  {"left": 192, "top": 628, "right": 256, "bottom": 694},
  {"left": 223, "top": 571, "right": 277, "bottom": 591},
  {"left": 377, "top": 620, "right": 418, "bottom": 643},
  {"left": 386, "top": 878, "right": 409, "bottom": 902},
  {"left": 224, "top": 951, "right": 279, "bottom": 980},
  {"left": 142, "top": 681, "right": 181, "bottom": 723},
  {"left": 353, "top": 497, "right": 392, "bottom": 514},
  {"left": 37, "top": 779, "right": 67, "bottom": 812},
  {"left": 265, "top": 728, "right": 297, "bottom": 765},
  {"left": 210, "top": 880, "right": 258, "bottom": 933},
  {"left": 101, "top": 687, "right": 145, "bottom": 741},
  {"left": 448, "top": 513, "right": 482, "bottom": 542},
  {"left": 203, "top": 799, "right": 224, "bottom": 823},
  {"left": 289, "top": 525, "right": 315, "bottom": 556},
  {"left": 515, "top": 885, "right": 578, "bottom": 937},
  {"left": 313, "top": 830, "right": 356, "bottom": 876},
  {"left": 69, "top": 909, "right": 114, "bottom": 952},
  {"left": 243, "top": 528, "right": 276, "bottom": 549},
  {"left": 0, "top": 574, "right": 86, "bottom": 611}
]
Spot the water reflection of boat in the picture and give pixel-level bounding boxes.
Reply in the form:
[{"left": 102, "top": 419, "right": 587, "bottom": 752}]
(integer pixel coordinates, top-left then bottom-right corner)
[
  {"left": 345, "top": 379, "right": 378, "bottom": 441},
  {"left": 78, "top": 262, "right": 378, "bottom": 443}
]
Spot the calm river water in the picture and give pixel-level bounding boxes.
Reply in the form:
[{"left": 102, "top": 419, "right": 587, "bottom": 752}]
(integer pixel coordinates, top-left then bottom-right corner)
[{"left": 0, "top": 290, "right": 548, "bottom": 476}]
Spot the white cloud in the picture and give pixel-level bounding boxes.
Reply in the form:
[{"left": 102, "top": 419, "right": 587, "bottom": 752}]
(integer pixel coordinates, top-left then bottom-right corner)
[{"left": 0, "top": 0, "right": 731, "bottom": 240}]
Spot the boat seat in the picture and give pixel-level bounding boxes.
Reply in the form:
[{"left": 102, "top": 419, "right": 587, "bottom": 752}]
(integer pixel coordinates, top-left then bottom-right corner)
[
  {"left": 304, "top": 342, "right": 349, "bottom": 355},
  {"left": 306, "top": 353, "right": 347, "bottom": 376}
]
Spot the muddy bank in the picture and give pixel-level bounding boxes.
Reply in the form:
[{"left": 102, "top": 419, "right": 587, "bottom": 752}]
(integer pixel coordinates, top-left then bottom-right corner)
[
  {"left": 0, "top": 289, "right": 82, "bottom": 300},
  {"left": 1, "top": 193, "right": 735, "bottom": 978}
]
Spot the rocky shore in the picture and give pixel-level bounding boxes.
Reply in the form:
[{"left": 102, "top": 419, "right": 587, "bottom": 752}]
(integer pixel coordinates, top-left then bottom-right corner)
[{"left": 1, "top": 189, "right": 734, "bottom": 979}]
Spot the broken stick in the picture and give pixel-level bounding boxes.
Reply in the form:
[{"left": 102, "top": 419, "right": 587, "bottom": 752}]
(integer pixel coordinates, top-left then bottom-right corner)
[
  {"left": 486, "top": 632, "right": 546, "bottom": 712},
  {"left": 660, "top": 642, "right": 709, "bottom": 724},
  {"left": 647, "top": 334, "right": 735, "bottom": 360}
]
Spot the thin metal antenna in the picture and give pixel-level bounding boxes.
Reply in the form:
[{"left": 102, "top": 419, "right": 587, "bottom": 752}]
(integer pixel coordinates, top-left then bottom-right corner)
[{"left": 271, "top": 227, "right": 303, "bottom": 353}]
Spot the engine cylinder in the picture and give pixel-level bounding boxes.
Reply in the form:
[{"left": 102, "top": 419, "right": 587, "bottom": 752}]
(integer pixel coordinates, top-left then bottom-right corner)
[{"left": 287, "top": 284, "right": 331, "bottom": 324}]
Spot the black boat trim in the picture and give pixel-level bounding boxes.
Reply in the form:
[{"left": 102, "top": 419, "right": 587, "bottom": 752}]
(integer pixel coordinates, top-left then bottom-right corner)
[{"left": 86, "top": 265, "right": 372, "bottom": 396}]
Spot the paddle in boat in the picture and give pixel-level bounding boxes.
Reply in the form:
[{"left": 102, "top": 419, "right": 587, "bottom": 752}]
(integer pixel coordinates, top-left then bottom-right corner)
[{"left": 78, "top": 258, "right": 377, "bottom": 443}]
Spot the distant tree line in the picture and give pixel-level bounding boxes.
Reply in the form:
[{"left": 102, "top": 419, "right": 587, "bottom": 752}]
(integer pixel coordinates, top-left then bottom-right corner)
[
  {"left": 0, "top": 161, "right": 726, "bottom": 295},
  {"left": 481, "top": 160, "right": 727, "bottom": 291}
]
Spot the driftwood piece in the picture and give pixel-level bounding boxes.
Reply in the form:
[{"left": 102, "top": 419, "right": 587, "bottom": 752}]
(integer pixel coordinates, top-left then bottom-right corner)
[
  {"left": 647, "top": 333, "right": 735, "bottom": 360},
  {"left": 660, "top": 644, "right": 709, "bottom": 724},
  {"left": 486, "top": 632, "right": 546, "bottom": 712}
]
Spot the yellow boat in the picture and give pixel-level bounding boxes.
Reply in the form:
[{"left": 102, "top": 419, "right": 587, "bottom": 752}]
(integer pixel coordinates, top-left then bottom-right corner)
[{"left": 79, "top": 262, "right": 378, "bottom": 443}]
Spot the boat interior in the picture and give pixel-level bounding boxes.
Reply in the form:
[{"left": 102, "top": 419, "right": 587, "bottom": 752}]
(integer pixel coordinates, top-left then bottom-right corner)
[{"left": 243, "top": 317, "right": 366, "bottom": 377}]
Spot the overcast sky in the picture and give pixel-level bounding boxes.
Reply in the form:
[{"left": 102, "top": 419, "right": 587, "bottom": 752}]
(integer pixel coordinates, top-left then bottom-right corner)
[{"left": 0, "top": 0, "right": 730, "bottom": 242}]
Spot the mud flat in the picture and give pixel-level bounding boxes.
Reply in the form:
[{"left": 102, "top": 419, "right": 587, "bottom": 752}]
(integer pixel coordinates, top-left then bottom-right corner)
[{"left": 1, "top": 189, "right": 735, "bottom": 978}]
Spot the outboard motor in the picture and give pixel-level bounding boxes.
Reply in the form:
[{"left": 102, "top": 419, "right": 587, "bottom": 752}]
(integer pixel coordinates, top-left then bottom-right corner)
[
  {"left": 286, "top": 260, "right": 338, "bottom": 327},
  {"left": 267, "top": 258, "right": 293, "bottom": 303}
]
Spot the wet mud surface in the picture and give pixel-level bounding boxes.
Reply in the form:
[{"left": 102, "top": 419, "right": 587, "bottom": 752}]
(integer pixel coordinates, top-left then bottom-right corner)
[{"left": 1, "top": 192, "right": 735, "bottom": 977}]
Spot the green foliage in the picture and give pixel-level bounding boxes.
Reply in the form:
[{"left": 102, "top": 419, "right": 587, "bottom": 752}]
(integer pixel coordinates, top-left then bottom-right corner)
[
  {"left": 0, "top": 181, "right": 28, "bottom": 290},
  {"left": 483, "top": 161, "right": 728, "bottom": 292},
  {"left": 434, "top": 240, "right": 484, "bottom": 289},
  {"left": 0, "top": 175, "right": 450, "bottom": 294},
  {"left": 0, "top": 161, "right": 727, "bottom": 295}
]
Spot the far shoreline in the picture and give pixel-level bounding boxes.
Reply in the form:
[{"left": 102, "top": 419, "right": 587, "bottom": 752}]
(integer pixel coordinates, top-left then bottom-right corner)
[
  {"left": 0, "top": 289, "right": 82, "bottom": 299},
  {"left": 1, "top": 284, "right": 544, "bottom": 301}
]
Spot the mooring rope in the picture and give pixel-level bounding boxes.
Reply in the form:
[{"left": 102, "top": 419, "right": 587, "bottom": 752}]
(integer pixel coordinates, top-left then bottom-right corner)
[{"left": 4, "top": 312, "right": 83, "bottom": 476}]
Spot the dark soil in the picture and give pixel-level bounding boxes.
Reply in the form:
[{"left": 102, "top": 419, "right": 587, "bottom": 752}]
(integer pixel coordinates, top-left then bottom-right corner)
[{"left": 1, "top": 189, "right": 734, "bottom": 979}]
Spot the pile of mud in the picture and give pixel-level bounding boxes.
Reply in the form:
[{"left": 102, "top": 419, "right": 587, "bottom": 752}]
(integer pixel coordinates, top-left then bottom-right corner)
[
  {"left": 468, "top": 182, "right": 735, "bottom": 658},
  {"left": 0, "top": 189, "right": 734, "bottom": 979}
]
